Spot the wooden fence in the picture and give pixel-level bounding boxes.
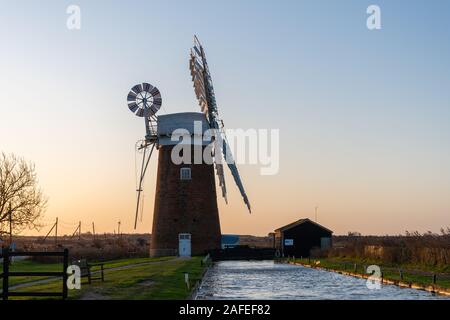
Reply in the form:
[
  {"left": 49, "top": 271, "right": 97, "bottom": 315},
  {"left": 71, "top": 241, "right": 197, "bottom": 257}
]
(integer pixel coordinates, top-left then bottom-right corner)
[{"left": 0, "top": 248, "right": 69, "bottom": 300}]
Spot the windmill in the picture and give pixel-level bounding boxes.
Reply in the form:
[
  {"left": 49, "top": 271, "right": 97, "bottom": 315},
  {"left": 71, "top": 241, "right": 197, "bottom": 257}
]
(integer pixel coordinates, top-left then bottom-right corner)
[{"left": 128, "top": 36, "right": 251, "bottom": 257}]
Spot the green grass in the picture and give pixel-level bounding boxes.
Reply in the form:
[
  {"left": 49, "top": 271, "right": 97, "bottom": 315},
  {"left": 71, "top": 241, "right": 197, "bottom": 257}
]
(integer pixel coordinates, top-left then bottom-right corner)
[
  {"left": 314, "top": 255, "right": 450, "bottom": 273},
  {"left": 1, "top": 260, "right": 63, "bottom": 288},
  {"left": 1, "top": 256, "right": 172, "bottom": 288},
  {"left": 293, "top": 257, "right": 450, "bottom": 289},
  {"left": 2, "top": 256, "right": 208, "bottom": 300}
]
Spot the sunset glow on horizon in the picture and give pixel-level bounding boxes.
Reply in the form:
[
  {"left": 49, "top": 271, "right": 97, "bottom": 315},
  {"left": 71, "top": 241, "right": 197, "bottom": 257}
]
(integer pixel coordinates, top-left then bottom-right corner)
[{"left": 1, "top": 1, "right": 449, "bottom": 237}]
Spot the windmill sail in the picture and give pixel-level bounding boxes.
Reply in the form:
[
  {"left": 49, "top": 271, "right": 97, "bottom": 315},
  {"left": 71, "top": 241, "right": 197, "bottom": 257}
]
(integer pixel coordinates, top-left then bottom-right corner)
[{"left": 190, "top": 35, "right": 251, "bottom": 213}]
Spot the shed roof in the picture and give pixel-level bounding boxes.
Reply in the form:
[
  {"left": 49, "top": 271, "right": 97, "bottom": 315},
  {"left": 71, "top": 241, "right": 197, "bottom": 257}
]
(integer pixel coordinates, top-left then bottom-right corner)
[{"left": 275, "top": 218, "right": 333, "bottom": 233}]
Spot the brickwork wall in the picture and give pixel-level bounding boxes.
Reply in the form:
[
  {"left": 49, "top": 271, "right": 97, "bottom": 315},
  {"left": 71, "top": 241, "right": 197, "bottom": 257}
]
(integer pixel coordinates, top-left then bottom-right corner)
[{"left": 150, "top": 144, "right": 221, "bottom": 257}]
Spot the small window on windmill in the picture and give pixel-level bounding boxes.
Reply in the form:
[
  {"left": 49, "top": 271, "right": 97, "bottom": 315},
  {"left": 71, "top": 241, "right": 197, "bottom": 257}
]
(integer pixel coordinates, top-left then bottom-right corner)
[{"left": 180, "top": 167, "right": 191, "bottom": 180}]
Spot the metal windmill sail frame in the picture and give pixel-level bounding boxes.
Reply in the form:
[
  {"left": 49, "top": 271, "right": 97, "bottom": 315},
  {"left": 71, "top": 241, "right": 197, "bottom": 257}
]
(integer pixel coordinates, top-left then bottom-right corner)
[
  {"left": 127, "top": 83, "right": 161, "bottom": 229},
  {"left": 134, "top": 140, "right": 155, "bottom": 229},
  {"left": 190, "top": 35, "right": 251, "bottom": 212}
]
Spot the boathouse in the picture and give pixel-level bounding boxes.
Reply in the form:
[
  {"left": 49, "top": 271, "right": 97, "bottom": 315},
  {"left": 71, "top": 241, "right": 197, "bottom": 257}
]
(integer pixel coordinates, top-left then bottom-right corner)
[{"left": 274, "top": 218, "right": 333, "bottom": 257}]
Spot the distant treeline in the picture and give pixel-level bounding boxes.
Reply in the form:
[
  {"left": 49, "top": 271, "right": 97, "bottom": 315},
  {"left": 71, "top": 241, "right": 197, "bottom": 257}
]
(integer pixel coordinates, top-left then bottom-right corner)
[{"left": 5, "top": 233, "right": 150, "bottom": 263}]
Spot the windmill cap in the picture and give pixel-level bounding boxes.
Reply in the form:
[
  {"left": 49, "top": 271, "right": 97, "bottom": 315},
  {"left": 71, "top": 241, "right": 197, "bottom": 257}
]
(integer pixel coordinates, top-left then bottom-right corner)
[{"left": 157, "top": 112, "right": 212, "bottom": 146}]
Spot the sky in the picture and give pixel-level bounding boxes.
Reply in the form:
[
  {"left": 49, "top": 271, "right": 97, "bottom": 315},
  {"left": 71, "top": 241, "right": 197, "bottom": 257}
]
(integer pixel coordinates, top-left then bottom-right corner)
[{"left": 0, "top": 0, "right": 449, "bottom": 236}]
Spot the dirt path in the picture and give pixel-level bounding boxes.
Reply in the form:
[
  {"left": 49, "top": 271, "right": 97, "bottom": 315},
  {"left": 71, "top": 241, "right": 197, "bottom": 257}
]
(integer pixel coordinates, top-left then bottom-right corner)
[{"left": 5, "top": 258, "right": 178, "bottom": 292}]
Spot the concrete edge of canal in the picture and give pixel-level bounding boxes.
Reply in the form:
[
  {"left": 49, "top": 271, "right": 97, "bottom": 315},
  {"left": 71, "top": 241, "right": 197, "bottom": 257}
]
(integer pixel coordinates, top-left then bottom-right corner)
[
  {"left": 187, "top": 260, "right": 214, "bottom": 300},
  {"left": 287, "top": 261, "right": 450, "bottom": 297}
]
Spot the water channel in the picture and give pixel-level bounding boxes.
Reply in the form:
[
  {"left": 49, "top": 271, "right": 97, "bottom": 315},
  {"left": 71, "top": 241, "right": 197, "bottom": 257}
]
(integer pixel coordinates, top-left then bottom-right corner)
[{"left": 195, "top": 260, "right": 448, "bottom": 300}]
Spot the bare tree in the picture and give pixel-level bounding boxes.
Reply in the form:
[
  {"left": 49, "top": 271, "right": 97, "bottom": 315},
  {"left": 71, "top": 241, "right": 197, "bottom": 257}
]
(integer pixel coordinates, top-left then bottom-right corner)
[{"left": 0, "top": 152, "right": 47, "bottom": 239}]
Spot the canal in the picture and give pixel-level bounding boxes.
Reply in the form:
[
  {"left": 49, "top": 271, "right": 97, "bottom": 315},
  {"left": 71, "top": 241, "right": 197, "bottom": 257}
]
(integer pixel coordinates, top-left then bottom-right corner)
[{"left": 195, "top": 260, "right": 449, "bottom": 300}]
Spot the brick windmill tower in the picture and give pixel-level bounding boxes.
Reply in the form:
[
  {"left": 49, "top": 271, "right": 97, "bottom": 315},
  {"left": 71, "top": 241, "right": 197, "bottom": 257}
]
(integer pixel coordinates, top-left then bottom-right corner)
[{"left": 127, "top": 36, "right": 251, "bottom": 257}]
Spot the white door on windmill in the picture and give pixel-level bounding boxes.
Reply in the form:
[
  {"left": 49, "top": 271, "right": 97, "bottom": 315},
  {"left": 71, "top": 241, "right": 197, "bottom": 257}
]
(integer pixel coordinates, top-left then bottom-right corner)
[{"left": 178, "top": 233, "right": 191, "bottom": 257}]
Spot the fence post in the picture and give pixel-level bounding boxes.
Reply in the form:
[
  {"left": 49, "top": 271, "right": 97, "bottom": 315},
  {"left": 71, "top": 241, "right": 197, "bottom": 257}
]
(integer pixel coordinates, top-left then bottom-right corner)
[
  {"left": 2, "top": 247, "right": 9, "bottom": 300},
  {"left": 184, "top": 272, "right": 190, "bottom": 290},
  {"left": 432, "top": 274, "right": 436, "bottom": 285},
  {"left": 354, "top": 263, "right": 357, "bottom": 273},
  {"left": 62, "top": 248, "right": 69, "bottom": 300}
]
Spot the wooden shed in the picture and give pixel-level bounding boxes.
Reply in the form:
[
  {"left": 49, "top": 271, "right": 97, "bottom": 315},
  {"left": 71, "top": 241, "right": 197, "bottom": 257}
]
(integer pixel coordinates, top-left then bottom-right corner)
[{"left": 274, "top": 218, "right": 332, "bottom": 257}]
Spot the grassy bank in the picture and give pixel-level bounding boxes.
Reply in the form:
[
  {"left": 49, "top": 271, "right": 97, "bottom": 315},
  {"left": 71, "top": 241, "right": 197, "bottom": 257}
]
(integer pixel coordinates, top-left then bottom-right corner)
[
  {"left": 291, "top": 257, "right": 450, "bottom": 292},
  {"left": 1, "top": 256, "right": 172, "bottom": 288},
  {"left": 2, "top": 256, "right": 208, "bottom": 300}
]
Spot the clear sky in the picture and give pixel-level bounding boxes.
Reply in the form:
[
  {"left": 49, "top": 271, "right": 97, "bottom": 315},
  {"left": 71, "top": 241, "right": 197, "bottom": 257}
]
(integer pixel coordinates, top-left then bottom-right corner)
[{"left": 1, "top": 0, "right": 449, "bottom": 236}]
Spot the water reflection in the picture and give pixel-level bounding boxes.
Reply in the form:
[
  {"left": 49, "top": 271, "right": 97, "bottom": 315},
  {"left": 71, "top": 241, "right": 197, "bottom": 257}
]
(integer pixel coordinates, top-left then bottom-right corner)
[{"left": 195, "top": 260, "right": 448, "bottom": 300}]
